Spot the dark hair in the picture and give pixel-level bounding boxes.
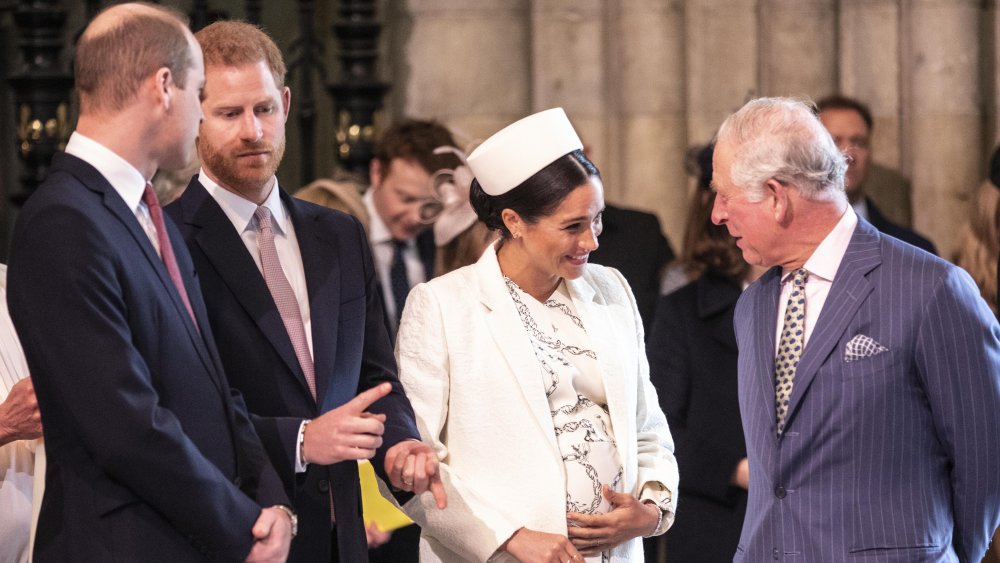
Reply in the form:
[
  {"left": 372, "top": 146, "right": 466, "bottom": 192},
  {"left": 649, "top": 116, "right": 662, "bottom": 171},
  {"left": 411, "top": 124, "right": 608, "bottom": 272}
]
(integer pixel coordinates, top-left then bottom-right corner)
[
  {"left": 374, "top": 119, "right": 461, "bottom": 174},
  {"left": 816, "top": 94, "right": 873, "bottom": 132},
  {"left": 679, "top": 190, "right": 749, "bottom": 283},
  {"left": 469, "top": 149, "right": 599, "bottom": 239}
]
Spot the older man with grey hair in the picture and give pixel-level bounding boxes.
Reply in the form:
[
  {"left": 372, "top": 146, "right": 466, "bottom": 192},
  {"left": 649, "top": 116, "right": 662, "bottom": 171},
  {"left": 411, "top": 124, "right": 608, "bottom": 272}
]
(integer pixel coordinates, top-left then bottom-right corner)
[{"left": 712, "top": 97, "right": 1000, "bottom": 562}]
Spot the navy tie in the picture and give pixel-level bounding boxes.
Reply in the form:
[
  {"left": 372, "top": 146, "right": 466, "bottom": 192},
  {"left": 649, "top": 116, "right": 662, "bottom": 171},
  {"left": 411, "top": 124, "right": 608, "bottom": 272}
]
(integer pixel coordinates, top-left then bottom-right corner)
[{"left": 390, "top": 240, "right": 410, "bottom": 322}]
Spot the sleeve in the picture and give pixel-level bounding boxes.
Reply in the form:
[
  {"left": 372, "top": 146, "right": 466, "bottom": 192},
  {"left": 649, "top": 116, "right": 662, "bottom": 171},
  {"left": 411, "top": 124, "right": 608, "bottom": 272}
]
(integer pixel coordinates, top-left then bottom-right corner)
[
  {"left": 350, "top": 215, "right": 420, "bottom": 477},
  {"left": 396, "top": 283, "right": 524, "bottom": 562},
  {"left": 611, "top": 269, "right": 679, "bottom": 535},
  {"left": 647, "top": 292, "right": 746, "bottom": 505},
  {"left": 914, "top": 266, "right": 1000, "bottom": 561},
  {"left": 7, "top": 204, "right": 265, "bottom": 560}
]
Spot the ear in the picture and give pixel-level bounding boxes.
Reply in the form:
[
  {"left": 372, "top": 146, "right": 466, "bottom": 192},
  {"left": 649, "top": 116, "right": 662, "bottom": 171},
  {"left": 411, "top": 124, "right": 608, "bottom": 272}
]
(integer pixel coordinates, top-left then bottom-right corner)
[
  {"left": 501, "top": 208, "right": 522, "bottom": 237},
  {"left": 155, "top": 67, "right": 174, "bottom": 111},
  {"left": 369, "top": 159, "right": 383, "bottom": 189},
  {"left": 765, "top": 178, "right": 791, "bottom": 223},
  {"left": 281, "top": 86, "right": 291, "bottom": 123}
]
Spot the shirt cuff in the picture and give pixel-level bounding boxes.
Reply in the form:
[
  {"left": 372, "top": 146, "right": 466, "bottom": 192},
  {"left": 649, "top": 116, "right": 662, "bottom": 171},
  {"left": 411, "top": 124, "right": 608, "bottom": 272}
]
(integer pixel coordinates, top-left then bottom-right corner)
[
  {"left": 295, "top": 419, "right": 309, "bottom": 473},
  {"left": 639, "top": 482, "right": 675, "bottom": 536}
]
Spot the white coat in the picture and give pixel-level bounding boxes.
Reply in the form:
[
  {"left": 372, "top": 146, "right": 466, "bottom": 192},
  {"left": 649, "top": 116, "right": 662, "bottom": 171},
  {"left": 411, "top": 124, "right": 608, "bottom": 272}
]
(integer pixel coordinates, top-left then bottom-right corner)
[{"left": 397, "top": 243, "right": 679, "bottom": 562}]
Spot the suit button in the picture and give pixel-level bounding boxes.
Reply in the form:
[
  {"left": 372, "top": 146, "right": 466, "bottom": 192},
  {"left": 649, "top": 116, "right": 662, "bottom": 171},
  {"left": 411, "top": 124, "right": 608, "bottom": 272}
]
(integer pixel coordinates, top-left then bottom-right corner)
[
  {"left": 775, "top": 486, "right": 786, "bottom": 499},
  {"left": 773, "top": 547, "right": 780, "bottom": 559},
  {"left": 233, "top": 476, "right": 242, "bottom": 488},
  {"left": 318, "top": 479, "right": 330, "bottom": 493}
]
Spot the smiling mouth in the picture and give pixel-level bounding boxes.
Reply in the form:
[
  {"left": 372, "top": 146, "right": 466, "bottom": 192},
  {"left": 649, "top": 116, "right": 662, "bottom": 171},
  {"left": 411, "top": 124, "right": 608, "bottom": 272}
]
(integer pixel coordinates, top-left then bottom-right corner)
[{"left": 566, "top": 253, "right": 589, "bottom": 265}]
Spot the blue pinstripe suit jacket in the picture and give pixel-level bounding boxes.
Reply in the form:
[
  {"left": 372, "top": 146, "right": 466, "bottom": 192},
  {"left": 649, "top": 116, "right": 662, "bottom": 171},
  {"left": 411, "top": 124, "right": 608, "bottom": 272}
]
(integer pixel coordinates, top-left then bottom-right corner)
[{"left": 734, "top": 218, "right": 1000, "bottom": 562}]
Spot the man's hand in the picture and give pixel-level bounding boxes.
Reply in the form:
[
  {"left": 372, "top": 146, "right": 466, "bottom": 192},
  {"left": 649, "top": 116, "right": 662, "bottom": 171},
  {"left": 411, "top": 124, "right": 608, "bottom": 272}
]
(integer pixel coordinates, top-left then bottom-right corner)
[
  {"left": 731, "top": 458, "right": 749, "bottom": 490},
  {"left": 244, "top": 507, "right": 293, "bottom": 563},
  {"left": 0, "top": 377, "right": 42, "bottom": 446},
  {"left": 566, "top": 485, "right": 661, "bottom": 556},
  {"left": 303, "top": 383, "right": 392, "bottom": 465},
  {"left": 384, "top": 440, "right": 447, "bottom": 509}
]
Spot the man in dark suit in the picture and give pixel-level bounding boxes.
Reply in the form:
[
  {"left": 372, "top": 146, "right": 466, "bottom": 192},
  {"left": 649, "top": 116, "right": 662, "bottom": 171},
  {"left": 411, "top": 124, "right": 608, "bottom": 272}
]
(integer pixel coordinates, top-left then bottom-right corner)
[
  {"left": 817, "top": 94, "right": 937, "bottom": 254},
  {"left": 712, "top": 97, "right": 1000, "bottom": 561},
  {"left": 6, "top": 5, "right": 292, "bottom": 562},
  {"left": 364, "top": 120, "right": 461, "bottom": 337},
  {"left": 589, "top": 204, "right": 674, "bottom": 332},
  {"left": 166, "top": 21, "right": 444, "bottom": 562}
]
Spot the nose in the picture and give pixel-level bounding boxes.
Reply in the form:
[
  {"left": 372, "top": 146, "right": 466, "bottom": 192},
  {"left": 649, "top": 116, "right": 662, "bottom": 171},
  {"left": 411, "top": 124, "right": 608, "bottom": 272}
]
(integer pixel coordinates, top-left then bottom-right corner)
[
  {"left": 581, "top": 224, "right": 599, "bottom": 251},
  {"left": 711, "top": 194, "right": 726, "bottom": 225},
  {"left": 240, "top": 113, "right": 263, "bottom": 142}
]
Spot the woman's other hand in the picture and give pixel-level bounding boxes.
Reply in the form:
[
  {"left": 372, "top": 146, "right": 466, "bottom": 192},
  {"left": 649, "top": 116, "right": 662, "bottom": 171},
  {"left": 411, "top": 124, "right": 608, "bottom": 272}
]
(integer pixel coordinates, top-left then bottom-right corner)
[
  {"left": 566, "top": 485, "right": 661, "bottom": 556},
  {"left": 501, "top": 527, "right": 584, "bottom": 563}
]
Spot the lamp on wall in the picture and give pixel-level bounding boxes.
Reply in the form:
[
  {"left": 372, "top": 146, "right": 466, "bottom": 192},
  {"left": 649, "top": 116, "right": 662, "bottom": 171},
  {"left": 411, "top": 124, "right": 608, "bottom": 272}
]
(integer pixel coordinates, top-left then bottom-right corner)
[
  {"left": 326, "top": 0, "right": 389, "bottom": 183},
  {"left": 7, "top": 0, "right": 73, "bottom": 205}
]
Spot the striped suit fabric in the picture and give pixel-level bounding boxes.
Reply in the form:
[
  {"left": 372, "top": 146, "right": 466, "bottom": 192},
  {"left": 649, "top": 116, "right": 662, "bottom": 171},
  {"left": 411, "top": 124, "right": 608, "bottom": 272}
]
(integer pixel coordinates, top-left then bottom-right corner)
[{"left": 734, "top": 218, "right": 1000, "bottom": 562}]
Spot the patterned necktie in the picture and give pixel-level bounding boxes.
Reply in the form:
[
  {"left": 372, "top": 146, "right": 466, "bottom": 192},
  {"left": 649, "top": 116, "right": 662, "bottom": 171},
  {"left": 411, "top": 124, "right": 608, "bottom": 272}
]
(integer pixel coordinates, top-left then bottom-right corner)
[
  {"left": 775, "top": 268, "right": 808, "bottom": 434},
  {"left": 142, "top": 183, "right": 197, "bottom": 327},
  {"left": 389, "top": 239, "right": 411, "bottom": 322},
  {"left": 254, "top": 206, "right": 316, "bottom": 399}
]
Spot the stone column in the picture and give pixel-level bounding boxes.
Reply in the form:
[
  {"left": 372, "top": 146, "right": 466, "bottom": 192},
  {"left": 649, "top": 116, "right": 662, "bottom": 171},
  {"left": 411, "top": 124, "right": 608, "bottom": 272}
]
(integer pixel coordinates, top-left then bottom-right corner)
[
  {"left": 758, "top": 0, "right": 837, "bottom": 99},
  {"left": 395, "top": 0, "right": 531, "bottom": 147},
  {"left": 685, "top": 0, "right": 758, "bottom": 145},
  {"left": 531, "top": 0, "right": 611, "bottom": 186},
  {"left": 615, "top": 0, "right": 688, "bottom": 243},
  {"left": 840, "top": 0, "right": 911, "bottom": 226},
  {"left": 903, "top": 0, "right": 981, "bottom": 255}
]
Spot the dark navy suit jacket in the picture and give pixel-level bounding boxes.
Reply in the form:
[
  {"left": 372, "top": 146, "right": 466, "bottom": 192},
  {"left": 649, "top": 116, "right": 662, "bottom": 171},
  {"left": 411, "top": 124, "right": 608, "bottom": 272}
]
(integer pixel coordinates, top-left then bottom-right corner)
[
  {"left": 7, "top": 153, "right": 286, "bottom": 562},
  {"left": 167, "top": 178, "right": 420, "bottom": 562},
  {"left": 734, "top": 218, "right": 1000, "bottom": 562}
]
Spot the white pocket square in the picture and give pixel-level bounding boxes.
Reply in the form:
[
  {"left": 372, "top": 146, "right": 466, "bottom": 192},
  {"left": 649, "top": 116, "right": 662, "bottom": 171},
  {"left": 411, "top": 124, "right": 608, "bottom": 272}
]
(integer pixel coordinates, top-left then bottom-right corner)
[{"left": 844, "top": 334, "right": 888, "bottom": 362}]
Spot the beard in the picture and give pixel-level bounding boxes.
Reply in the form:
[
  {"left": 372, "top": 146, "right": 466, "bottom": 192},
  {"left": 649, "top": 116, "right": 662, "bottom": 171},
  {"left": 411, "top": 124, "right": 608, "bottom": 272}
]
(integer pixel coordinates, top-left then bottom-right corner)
[{"left": 198, "top": 135, "right": 286, "bottom": 193}]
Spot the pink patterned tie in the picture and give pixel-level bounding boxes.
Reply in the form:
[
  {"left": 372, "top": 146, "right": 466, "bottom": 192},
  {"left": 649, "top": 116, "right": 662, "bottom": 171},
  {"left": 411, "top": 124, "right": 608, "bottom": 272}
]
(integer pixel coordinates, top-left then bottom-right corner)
[
  {"left": 142, "top": 183, "right": 197, "bottom": 327},
  {"left": 254, "top": 206, "right": 317, "bottom": 399}
]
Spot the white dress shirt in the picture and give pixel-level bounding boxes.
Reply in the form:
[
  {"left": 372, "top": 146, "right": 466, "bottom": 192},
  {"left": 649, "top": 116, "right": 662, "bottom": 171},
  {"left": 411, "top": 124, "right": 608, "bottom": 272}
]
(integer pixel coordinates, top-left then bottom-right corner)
[
  {"left": 363, "top": 190, "right": 427, "bottom": 330},
  {"left": 775, "top": 207, "right": 858, "bottom": 354},
  {"left": 201, "top": 172, "right": 314, "bottom": 472},
  {"left": 0, "top": 264, "right": 37, "bottom": 563},
  {"left": 200, "top": 172, "right": 313, "bottom": 357},
  {"left": 64, "top": 133, "right": 160, "bottom": 254}
]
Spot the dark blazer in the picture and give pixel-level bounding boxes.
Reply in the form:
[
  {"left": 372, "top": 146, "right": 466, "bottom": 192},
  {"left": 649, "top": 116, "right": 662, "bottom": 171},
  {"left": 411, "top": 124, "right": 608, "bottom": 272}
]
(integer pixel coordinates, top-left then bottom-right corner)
[
  {"left": 647, "top": 273, "right": 746, "bottom": 562},
  {"left": 734, "top": 218, "right": 1000, "bottom": 562},
  {"left": 166, "top": 177, "right": 420, "bottom": 562},
  {"left": 7, "top": 153, "right": 286, "bottom": 562},
  {"left": 589, "top": 204, "right": 675, "bottom": 332},
  {"left": 865, "top": 196, "right": 937, "bottom": 255}
]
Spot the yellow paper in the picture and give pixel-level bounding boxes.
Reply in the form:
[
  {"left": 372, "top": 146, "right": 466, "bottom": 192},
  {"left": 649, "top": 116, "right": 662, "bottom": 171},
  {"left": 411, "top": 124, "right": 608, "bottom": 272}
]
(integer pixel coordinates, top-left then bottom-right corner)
[{"left": 358, "top": 460, "right": 414, "bottom": 532}]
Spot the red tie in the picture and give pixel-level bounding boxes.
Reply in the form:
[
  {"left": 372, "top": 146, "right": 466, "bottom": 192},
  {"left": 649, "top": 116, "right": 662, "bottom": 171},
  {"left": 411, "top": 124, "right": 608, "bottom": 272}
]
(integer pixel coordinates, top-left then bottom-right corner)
[{"left": 142, "top": 183, "right": 197, "bottom": 326}]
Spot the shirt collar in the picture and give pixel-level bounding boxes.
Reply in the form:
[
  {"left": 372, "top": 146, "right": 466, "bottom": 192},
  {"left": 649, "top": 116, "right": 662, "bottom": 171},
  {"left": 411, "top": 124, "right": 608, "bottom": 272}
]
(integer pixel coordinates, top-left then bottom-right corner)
[
  {"left": 200, "top": 169, "right": 288, "bottom": 235},
  {"left": 64, "top": 132, "right": 148, "bottom": 211},
  {"left": 363, "top": 188, "right": 393, "bottom": 245},
  {"left": 787, "top": 206, "right": 857, "bottom": 284}
]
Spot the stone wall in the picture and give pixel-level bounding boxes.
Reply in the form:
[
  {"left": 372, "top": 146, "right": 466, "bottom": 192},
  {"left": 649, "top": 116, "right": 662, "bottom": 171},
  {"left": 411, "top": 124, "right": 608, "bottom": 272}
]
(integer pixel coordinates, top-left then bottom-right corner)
[{"left": 387, "top": 0, "right": 1000, "bottom": 257}]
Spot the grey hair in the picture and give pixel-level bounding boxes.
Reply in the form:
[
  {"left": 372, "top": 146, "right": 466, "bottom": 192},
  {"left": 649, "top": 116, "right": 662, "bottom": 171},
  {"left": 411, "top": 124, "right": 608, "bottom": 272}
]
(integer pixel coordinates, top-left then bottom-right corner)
[{"left": 716, "top": 97, "right": 848, "bottom": 203}]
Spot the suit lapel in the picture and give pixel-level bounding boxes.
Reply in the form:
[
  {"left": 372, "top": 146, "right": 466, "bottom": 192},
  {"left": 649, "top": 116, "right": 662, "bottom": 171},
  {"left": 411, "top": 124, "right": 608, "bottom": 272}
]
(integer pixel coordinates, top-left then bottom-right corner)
[
  {"left": 751, "top": 267, "right": 782, "bottom": 437},
  {"left": 783, "top": 220, "right": 881, "bottom": 432},
  {"left": 285, "top": 193, "right": 343, "bottom": 409},
  {"left": 65, "top": 157, "right": 218, "bottom": 386},
  {"left": 475, "top": 246, "right": 559, "bottom": 452},
  {"left": 180, "top": 179, "right": 315, "bottom": 402}
]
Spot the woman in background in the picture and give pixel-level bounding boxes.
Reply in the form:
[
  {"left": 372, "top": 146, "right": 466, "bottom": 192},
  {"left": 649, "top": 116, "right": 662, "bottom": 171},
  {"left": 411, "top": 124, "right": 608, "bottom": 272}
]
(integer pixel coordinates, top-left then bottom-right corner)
[
  {"left": 647, "top": 143, "right": 766, "bottom": 562},
  {"left": 396, "top": 108, "right": 677, "bottom": 562}
]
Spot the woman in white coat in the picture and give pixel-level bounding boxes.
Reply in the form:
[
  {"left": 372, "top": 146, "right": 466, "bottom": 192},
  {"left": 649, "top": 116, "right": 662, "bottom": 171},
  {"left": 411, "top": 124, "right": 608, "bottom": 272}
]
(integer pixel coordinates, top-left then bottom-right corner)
[{"left": 395, "top": 108, "right": 678, "bottom": 562}]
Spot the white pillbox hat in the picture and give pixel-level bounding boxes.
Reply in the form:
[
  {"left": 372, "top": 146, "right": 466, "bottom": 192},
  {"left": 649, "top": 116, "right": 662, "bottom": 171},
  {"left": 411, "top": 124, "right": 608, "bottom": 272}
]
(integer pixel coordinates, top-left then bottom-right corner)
[{"left": 466, "top": 108, "right": 583, "bottom": 196}]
